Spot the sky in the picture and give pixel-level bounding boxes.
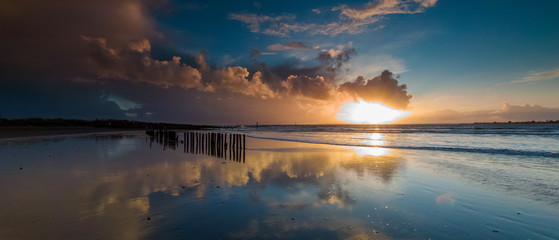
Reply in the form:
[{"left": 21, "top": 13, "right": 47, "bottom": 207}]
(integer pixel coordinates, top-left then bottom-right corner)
[{"left": 1, "top": 0, "right": 558, "bottom": 124}]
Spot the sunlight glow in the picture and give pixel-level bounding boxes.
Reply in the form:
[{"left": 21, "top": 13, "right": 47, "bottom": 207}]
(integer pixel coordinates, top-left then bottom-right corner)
[{"left": 337, "top": 99, "right": 411, "bottom": 124}]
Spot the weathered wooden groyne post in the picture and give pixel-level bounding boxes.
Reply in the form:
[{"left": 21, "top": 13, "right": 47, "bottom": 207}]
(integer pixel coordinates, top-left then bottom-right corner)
[
  {"left": 179, "top": 131, "right": 245, "bottom": 162},
  {"left": 217, "top": 133, "right": 221, "bottom": 157},
  {"left": 237, "top": 134, "right": 242, "bottom": 162},
  {"left": 222, "top": 133, "right": 226, "bottom": 158}
]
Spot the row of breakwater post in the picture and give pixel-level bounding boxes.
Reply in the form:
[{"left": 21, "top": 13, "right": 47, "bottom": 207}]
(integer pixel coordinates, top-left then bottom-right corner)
[{"left": 183, "top": 131, "right": 246, "bottom": 162}]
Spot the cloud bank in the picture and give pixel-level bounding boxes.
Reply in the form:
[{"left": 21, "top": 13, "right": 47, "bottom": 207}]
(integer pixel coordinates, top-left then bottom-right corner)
[{"left": 404, "top": 103, "right": 559, "bottom": 123}]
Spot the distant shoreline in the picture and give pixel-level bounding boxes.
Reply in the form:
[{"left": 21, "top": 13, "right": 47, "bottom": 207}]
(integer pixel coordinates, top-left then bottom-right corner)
[
  {"left": 0, "top": 118, "right": 215, "bottom": 140},
  {"left": 0, "top": 126, "right": 143, "bottom": 140},
  {"left": 473, "top": 120, "right": 559, "bottom": 124}
]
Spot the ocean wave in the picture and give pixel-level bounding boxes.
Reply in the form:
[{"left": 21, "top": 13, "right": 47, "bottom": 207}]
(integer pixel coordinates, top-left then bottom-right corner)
[{"left": 247, "top": 135, "right": 559, "bottom": 158}]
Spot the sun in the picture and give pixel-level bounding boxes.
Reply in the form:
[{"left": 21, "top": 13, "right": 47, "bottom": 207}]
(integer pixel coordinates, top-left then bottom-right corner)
[{"left": 337, "top": 99, "right": 411, "bottom": 124}]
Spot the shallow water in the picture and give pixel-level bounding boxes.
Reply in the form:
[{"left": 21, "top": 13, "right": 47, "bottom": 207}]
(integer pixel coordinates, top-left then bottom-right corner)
[{"left": 0, "top": 131, "right": 558, "bottom": 239}]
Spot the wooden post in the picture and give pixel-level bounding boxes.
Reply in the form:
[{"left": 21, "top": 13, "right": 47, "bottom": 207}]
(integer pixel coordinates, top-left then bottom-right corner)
[
  {"left": 232, "top": 134, "right": 236, "bottom": 160},
  {"left": 221, "top": 133, "right": 224, "bottom": 158},
  {"left": 190, "top": 132, "right": 194, "bottom": 153},
  {"left": 222, "top": 133, "right": 225, "bottom": 158},
  {"left": 217, "top": 133, "right": 220, "bottom": 157},
  {"left": 212, "top": 133, "right": 215, "bottom": 156},
  {"left": 223, "top": 133, "right": 227, "bottom": 159}
]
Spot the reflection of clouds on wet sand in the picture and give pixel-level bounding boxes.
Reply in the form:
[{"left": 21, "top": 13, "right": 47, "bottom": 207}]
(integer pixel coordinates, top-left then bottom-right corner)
[{"left": 0, "top": 134, "right": 405, "bottom": 239}]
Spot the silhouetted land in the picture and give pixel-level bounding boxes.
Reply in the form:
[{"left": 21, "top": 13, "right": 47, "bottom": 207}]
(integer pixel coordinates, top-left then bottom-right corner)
[
  {"left": 473, "top": 120, "right": 559, "bottom": 124},
  {"left": 0, "top": 118, "right": 216, "bottom": 139}
]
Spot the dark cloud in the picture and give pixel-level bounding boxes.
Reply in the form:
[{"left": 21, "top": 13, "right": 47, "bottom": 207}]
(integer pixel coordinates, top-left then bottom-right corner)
[
  {"left": 81, "top": 37, "right": 203, "bottom": 89},
  {"left": 316, "top": 46, "right": 357, "bottom": 78},
  {"left": 339, "top": 70, "right": 412, "bottom": 109},
  {"left": 251, "top": 44, "right": 357, "bottom": 88},
  {"left": 0, "top": 0, "right": 155, "bottom": 74}
]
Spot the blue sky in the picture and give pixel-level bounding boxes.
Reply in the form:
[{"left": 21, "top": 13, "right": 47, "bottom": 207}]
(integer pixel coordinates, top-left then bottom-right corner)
[{"left": 1, "top": 0, "right": 558, "bottom": 123}]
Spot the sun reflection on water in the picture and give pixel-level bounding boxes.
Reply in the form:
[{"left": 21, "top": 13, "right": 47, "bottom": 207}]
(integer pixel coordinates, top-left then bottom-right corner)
[
  {"left": 360, "top": 132, "right": 386, "bottom": 146},
  {"left": 351, "top": 146, "right": 391, "bottom": 157}
]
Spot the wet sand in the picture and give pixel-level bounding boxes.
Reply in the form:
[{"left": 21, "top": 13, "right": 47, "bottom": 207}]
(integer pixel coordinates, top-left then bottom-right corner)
[{"left": 0, "top": 132, "right": 558, "bottom": 239}]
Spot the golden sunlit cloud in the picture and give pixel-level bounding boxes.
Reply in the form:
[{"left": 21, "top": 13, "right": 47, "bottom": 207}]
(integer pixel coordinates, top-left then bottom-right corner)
[{"left": 337, "top": 99, "right": 411, "bottom": 124}]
